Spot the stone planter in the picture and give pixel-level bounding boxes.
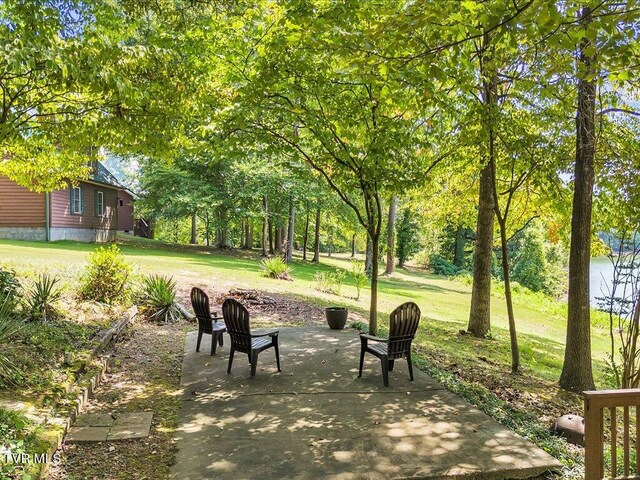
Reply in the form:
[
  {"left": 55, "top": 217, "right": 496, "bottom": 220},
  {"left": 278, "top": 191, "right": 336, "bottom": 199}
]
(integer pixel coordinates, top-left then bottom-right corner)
[{"left": 325, "top": 307, "right": 348, "bottom": 330}]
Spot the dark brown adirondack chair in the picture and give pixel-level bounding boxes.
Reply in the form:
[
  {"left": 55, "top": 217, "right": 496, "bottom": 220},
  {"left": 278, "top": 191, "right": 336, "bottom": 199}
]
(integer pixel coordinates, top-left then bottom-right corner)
[
  {"left": 222, "top": 298, "right": 281, "bottom": 378},
  {"left": 358, "top": 302, "right": 421, "bottom": 387},
  {"left": 191, "top": 287, "right": 226, "bottom": 355}
]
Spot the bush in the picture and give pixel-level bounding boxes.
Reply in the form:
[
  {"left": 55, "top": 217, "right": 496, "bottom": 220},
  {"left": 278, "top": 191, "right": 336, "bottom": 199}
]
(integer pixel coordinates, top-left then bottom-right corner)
[
  {"left": 0, "top": 266, "right": 21, "bottom": 300},
  {"left": 351, "top": 261, "right": 368, "bottom": 300},
  {"left": 259, "top": 257, "right": 292, "bottom": 280},
  {"left": 429, "top": 254, "right": 461, "bottom": 276},
  {"left": 25, "top": 274, "right": 62, "bottom": 322},
  {"left": 315, "top": 269, "right": 346, "bottom": 295},
  {"left": 140, "top": 274, "right": 181, "bottom": 323},
  {"left": 0, "top": 293, "right": 23, "bottom": 387},
  {"left": 80, "top": 245, "right": 132, "bottom": 304}
]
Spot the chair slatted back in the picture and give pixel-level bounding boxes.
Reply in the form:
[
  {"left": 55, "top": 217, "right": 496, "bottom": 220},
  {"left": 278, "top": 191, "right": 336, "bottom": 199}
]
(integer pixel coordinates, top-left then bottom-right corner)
[
  {"left": 222, "top": 298, "right": 252, "bottom": 353},
  {"left": 191, "top": 287, "right": 213, "bottom": 334},
  {"left": 388, "top": 302, "right": 421, "bottom": 358}
]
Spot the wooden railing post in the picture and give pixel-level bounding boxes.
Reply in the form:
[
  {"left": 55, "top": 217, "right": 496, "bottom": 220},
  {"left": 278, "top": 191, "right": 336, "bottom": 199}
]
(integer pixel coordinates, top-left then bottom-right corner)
[
  {"left": 584, "top": 391, "right": 604, "bottom": 480},
  {"left": 584, "top": 389, "right": 640, "bottom": 480}
]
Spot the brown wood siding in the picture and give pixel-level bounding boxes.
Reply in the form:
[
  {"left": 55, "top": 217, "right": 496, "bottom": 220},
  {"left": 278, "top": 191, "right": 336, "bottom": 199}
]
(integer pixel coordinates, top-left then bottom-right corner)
[
  {"left": 50, "top": 182, "right": 117, "bottom": 230},
  {"left": 117, "top": 191, "right": 135, "bottom": 231},
  {"left": 0, "top": 176, "right": 45, "bottom": 227}
]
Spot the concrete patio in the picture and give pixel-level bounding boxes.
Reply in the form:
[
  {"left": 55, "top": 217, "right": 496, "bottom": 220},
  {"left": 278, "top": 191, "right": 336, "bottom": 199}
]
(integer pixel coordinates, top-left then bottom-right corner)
[{"left": 172, "top": 326, "right": 561, "bottom": 479}]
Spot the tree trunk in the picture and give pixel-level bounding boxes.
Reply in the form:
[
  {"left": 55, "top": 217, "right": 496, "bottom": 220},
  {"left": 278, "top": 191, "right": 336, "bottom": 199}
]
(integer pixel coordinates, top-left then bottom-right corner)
[
  {"left": 560, "top": 7, "right": 597, "bottom": 392},
  {"left": 369, "top": 231, "right": 380, "bottom": 335},
  {"left": 269, "top": 220, "right": 274, "bottom": 254},
  {"left": 351, "top": 233, "right": 356, "bottom": 257},
  {"left": 205, "top": 211, "right": 210, "bottom": 246},
  {"left": 243, "top": 218, "right": 251, "bottom": 249},
  {"left": 247, "top": 222, "right": 253, "bottom": 250},
  {"left": 327, "top": 226, "right": 332, "bottom": 257},
  {"left": 365, "top": 234, "right": 373, "bottom": 276},
  {"left": 385, "top": 196, "right": 398, "bottom": 275},
  {"left": 468, "top": 33, "right": 496, "bottom": 339},
  {"left": 190, "top": 212, "right": 197, "bottom": 244},
  {"left": 262, "top": 196, "right": 268, "bottom": 257},
  {"left": 496, "top": 214, "right": 519, "bottom": 373},
  {"left": 453, "top": 225, "right": 466, "bottom": 268},
  {"left": 218, "top": 209, "right": 229, "bottom": 248},
  {"left": 312, "top": 205, "right": 320, "bottom": 262},
  {"left": 275, "top": 227, "right": 282, "bottom": 252},
  {"left": 303, "top": 206, "right": 310, "bottom": 261},
  {"left": 286, "top": 198, "right": 295, "bottom": 263},
  {"left": 240, "top": 219, "right": 245, "bottom": 249}
]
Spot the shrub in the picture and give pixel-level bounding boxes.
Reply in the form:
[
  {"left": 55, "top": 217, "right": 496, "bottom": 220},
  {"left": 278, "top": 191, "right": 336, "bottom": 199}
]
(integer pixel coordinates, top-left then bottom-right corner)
[
  {"left": 140, "top": 274, "right": 181, "bottom": 323},
  {"left": 259, "top": 257, "right": 292, "bottom": 280},
  {"left": 0, "top": 293, "right": 23, "bottom": 387},
  {"left": 25, "top": 274, "right": 62, "bottom": 322},
  {"left": 351, "top": 261, "right": 368, "bottom": 300},
  {"left": 429, "top": 254, "right": 461, "bottom": 276},
  {"left": 0, "top": 266, "right": 21, "bottom": 300},
  {"left": 80, "top": 245, "right": 132, "bottom": 304},
  {"left": 315, "top": 269, "right": 346, "bottom": 295}
]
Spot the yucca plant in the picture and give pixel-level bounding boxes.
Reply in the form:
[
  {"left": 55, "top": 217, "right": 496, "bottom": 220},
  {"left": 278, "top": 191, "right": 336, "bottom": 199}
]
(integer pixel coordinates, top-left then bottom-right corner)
[
  {"left": 259, "top": 257, "right": 292, "bottom": 280},
  {"left": 0, "top": 293, "right": 23, "bottom": 386},
  {"left": 26, "top": 274, "right": 62, "bottom": 322},
  {"left": 141, "top": 274, "right": 181, "bottom": 323}
]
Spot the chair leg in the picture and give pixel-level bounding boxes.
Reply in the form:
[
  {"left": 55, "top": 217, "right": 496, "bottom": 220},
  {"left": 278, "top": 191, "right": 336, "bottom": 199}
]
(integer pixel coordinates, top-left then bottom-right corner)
[
  {"left": 407, "top": 353, "right": 414, "bottom": 381},
  {"left": 196, "top": 330, "right": 203, "bottom": 352},
  {"left": 227, "top": 347, "right": 235, "bottom": 374},
  {"left": 358, "top": 347, "right": 366, "bottom": 378},
  {"left": 211, "top": 332, "right": 217, "bottom": 355},
  {"left": 218, "top": 334, "right": 224, "bottom": 347},
  {"left": 381, "top": 357, "right": 389, "bottom": 387},
  {"left": 250, "top": 351, "right": 258, "bottom": 378},
  {"left": 388, "top": 359, "right": 395, "bottom": 371},
  {"left": 274, "top": 337, "right": 281, "bottom": 372}
]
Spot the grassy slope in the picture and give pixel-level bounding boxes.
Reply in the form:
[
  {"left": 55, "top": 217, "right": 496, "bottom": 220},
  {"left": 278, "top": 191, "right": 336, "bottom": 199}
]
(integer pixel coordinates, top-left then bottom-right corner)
[
  {"left": 0, "top": 236, "right": 611, "bottom": 386},
  {"left": 4, "top": 237, "right": 610, "bottom": 476}
]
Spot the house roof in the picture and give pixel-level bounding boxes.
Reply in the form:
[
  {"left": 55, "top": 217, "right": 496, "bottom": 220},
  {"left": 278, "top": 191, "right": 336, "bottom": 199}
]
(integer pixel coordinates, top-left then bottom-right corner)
[{"left": 90, "top": 161, "right": 124, "bottom": 189}]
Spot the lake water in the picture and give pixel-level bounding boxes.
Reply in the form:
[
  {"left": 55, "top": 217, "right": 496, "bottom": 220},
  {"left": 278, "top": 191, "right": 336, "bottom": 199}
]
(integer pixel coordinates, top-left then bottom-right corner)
[
  {"left": 590, "top": 257, "right": 615, "bottom": 307},
  {"left": 590, "top": 256, "right": 640, "bottom": 307}
]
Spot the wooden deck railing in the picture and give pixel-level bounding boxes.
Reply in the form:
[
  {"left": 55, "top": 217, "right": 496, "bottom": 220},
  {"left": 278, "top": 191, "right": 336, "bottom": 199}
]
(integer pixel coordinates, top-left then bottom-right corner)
[{"left": 584, "top": 389, "right": 640, "bottom": 479}]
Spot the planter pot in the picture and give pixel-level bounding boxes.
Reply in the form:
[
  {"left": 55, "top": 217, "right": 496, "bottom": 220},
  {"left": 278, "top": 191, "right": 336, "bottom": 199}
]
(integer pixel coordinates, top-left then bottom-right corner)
[{"left": 325, "top": 307, "right": 348, "bottom": 330}]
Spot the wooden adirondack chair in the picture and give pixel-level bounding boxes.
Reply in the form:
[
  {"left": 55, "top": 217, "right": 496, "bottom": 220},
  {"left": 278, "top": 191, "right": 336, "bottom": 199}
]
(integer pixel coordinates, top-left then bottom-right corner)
[
  {"left": 358, "top": 302, "right": 421, "bottom": 386},
  {"left": 222, "top": 298, "right": 281, "bottom": 377},
  {"left": 191, "top": 287, "right": 226, "bottom": 355}
]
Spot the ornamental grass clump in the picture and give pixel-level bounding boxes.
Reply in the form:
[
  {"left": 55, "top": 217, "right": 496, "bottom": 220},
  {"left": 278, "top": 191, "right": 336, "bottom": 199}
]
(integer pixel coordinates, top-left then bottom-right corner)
[
  {"left": 80, "top": 245, "right": 132, "bottom": 304},
  {"left": 259, "top": 257, "right": 292, "bottom": 280},
  {"left": 140, "top": 274, "right": 181, "bottom": 323},
  {"left": 315, "top": 269, "right": 346, "bottom": 295},
  {"left": 26, "top": 274, "right": 62, "bottom": 322}
]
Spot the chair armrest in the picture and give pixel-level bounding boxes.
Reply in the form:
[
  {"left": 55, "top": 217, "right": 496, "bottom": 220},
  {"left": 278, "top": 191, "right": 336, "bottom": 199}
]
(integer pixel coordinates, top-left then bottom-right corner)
[
  {"left": 360, "top": 333, "right": 387, "bottom": 343},
  {"left": 251, "top": 330, "right": 279, "bottom": 338}
]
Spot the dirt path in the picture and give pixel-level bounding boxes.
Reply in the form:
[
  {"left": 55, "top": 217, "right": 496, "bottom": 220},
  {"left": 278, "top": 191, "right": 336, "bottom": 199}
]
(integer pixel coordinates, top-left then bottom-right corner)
[{"left": 49, "top": 320, "right": 189, "bottom": 480}]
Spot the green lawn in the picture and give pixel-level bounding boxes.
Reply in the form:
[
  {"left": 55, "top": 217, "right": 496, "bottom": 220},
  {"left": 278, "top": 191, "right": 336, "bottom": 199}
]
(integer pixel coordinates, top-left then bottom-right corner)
[
  {"left": 2, "top": 236, "right": 608, "bottom": 475},
  {"left": 0, "top": 236, "right": 611, "bottom": 387}
]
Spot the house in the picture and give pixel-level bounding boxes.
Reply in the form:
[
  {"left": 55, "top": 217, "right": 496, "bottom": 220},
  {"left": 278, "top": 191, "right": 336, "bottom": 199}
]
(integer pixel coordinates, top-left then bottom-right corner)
[
  {"left": 117, "top": 189, "right": 136, "bottom": 235},
  {"left": 0, "top": 162, "right": 135, "bottom": 242}
]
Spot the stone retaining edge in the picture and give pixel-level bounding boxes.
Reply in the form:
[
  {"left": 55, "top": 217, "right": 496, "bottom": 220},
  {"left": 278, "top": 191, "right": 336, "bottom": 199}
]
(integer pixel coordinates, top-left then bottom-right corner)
[{"left": 36, "top": 305, "right": 138, "bottom": 479}]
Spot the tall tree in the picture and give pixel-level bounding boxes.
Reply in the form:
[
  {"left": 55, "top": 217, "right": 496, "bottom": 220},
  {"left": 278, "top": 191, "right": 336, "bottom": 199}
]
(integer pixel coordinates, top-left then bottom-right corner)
[{"left": 560, "top": 6, "right": 598, "bottom": 391}]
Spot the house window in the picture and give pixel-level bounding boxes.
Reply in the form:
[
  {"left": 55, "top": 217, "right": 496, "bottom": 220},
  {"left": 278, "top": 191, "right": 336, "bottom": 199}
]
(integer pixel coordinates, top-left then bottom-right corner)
[
  {"left": 96, "top": 191, "right": 105, "bottom": 216},
  {"left": 71, "top": 186, "right": 83, "bottom": 214}
]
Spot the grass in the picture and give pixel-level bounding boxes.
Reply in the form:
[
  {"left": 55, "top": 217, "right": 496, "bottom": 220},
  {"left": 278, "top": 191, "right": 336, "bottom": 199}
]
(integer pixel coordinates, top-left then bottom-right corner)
[
  {"left": 0, "top": 236, "right": 612, "bottom": 386},
  {"left": 0, "top": 236, "right": 615, "bottom": 477}
]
